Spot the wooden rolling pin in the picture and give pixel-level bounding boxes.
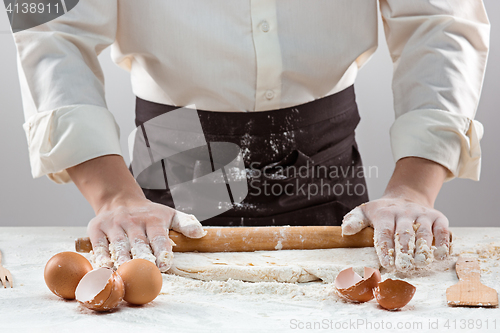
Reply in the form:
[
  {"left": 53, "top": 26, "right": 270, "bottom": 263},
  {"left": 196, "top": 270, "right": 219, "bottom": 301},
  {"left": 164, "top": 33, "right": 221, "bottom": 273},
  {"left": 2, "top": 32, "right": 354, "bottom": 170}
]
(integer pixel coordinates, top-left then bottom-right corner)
[{"left": 75, "top": 226, "right": 374, "bottom": 253}]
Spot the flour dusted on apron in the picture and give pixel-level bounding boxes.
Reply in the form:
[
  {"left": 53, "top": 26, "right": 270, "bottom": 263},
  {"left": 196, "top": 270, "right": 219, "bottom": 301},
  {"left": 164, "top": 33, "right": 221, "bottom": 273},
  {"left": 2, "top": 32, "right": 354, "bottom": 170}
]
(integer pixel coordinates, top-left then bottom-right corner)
[{"left": 134, "top": 85, "right": 368, "bottom": 226}]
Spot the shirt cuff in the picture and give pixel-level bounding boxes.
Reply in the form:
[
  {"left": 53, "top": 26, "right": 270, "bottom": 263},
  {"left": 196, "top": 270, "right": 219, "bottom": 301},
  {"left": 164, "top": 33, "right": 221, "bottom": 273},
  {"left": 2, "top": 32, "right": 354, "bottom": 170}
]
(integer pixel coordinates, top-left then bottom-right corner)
[
  {"left": 390, "top": 109, "right": 483, "bottom": 182},
  {"left": 22, "top": 105, "right": 122, "bottom": 184}
]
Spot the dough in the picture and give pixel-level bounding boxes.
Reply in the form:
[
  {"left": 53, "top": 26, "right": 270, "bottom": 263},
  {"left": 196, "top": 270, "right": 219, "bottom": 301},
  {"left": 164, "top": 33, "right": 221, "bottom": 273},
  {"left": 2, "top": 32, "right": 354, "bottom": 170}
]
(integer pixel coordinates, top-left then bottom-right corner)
[{"left": 168, "top": 247, "right": 380, "bottom": 283}]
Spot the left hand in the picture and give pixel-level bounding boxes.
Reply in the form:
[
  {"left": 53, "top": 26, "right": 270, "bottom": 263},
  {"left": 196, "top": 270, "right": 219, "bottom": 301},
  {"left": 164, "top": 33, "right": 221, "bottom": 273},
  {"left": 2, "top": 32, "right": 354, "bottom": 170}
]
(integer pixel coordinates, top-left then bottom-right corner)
[
  {"left": 341, "top": 156, "right": 452, "bottom": 271},
  {"left": 342, "top": 195, "right": 450, "bottom": 271}
]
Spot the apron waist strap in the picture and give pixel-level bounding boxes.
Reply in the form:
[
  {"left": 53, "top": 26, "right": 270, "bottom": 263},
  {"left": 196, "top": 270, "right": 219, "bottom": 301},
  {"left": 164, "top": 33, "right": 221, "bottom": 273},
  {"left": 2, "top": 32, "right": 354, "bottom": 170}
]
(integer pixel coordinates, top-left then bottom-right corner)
[{"left": 135, "top": 85, "right": 357, "bottom": 136}]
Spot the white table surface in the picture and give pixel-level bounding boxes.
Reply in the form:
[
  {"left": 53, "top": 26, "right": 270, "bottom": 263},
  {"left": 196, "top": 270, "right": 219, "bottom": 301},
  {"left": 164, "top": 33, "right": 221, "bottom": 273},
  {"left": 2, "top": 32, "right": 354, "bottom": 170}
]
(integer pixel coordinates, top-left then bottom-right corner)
[{"left": 0, "top": 227, "right": 499, "bottom": 333}]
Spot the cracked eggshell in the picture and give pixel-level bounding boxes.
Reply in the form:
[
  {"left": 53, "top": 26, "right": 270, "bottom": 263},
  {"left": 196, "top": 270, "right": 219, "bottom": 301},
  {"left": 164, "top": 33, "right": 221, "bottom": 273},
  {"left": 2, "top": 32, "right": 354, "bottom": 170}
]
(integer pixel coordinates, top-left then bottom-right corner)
[
  {"left": 116, "top": 259, "right": 163, "bottom": 305},
  {"left": 75, "top": 267, "right": 125, "bottom": 311},
  {"left": 374, "top": 278, "right": 416, "bottom": 310},
  {"left": 44, "top": 252, "right": 93, "bottom": 299},
  {"left": 334, "top": 267, "right": 382, "bottom": 303}
]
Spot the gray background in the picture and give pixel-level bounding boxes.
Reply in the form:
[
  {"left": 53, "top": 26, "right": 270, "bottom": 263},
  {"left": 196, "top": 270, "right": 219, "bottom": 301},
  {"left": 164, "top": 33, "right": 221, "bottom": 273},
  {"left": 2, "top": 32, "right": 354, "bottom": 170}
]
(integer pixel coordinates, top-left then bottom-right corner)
[{"left": 0, "top": 1, "right": 498, "bottom": 227}]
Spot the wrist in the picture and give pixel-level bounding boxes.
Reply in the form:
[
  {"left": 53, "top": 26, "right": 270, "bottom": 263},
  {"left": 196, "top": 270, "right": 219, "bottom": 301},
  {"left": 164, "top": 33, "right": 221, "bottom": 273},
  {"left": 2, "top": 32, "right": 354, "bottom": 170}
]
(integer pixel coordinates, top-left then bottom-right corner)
[
  {"left": 95, "top": 191, "right": 149, "bottom": 215},
  {"left": 67, "top": 155, "right": 147, "bottom": 214},
  {"left": 382, "top": 185, "right": 433, "bottom": 207},
  {"left": 383, "top": 157, "right": 448, "bottom": 208}
]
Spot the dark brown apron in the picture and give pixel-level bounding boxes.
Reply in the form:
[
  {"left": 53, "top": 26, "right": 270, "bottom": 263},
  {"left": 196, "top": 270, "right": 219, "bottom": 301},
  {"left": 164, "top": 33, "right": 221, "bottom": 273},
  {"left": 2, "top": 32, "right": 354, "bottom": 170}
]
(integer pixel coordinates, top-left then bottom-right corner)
[{"left": 134, "top": 85, "right": 368, "bottom": 226}]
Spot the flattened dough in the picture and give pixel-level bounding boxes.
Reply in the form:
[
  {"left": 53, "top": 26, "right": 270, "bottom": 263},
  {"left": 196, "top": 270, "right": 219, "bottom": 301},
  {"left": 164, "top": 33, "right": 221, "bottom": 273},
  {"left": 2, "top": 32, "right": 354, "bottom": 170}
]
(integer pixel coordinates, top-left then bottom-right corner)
[{"left": 167, "top": 248, "right": 380, "bottom": 283}]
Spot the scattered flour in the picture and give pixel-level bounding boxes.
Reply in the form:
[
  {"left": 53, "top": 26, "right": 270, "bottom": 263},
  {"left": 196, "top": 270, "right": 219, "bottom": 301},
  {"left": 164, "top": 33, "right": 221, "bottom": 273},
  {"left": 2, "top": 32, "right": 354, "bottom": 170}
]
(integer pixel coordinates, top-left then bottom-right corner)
[
  {"left": 161, "top": 274, "right": 339, "bottom": 301},
  {"left": 1, "top": 227, "right": 499, "bottom": 332},
  {"left": 474, "top": 242, "right": 500, "bottom": 259}
]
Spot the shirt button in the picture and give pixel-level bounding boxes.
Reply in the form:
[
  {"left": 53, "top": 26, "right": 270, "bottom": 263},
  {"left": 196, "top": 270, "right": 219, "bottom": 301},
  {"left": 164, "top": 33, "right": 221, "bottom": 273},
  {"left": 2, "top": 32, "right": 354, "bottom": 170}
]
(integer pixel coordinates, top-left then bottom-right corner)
[
  {"left": 265, "top": 90, "right": 275, "bottom": 100},
  {"left": 261, "top": 21, "right": 270, "bottom": 33}
]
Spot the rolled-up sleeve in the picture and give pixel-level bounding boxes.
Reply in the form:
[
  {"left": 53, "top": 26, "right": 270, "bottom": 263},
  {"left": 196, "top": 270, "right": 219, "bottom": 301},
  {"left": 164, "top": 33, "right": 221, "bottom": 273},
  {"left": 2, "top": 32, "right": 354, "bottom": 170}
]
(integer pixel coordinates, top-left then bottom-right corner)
[
  {"left": 380, "top": 0, "right": 490, "bottom": 181},
  {"left": 13, "top": 0, "right": 120, "bottom": 184}
]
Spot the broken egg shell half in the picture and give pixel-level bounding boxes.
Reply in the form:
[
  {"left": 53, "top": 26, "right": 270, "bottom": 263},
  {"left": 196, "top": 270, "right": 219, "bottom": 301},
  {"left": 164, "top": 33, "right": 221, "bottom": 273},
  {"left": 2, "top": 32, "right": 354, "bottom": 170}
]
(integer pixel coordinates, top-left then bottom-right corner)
[
  {"left": 373, "top": 278, "right": 416, "bottom": 310},
  {"left": 334, "top": 267, "right": 382, "bottom": 303},
  {"left": 75, "top": 267, "right": 125, "bottom": 311}
]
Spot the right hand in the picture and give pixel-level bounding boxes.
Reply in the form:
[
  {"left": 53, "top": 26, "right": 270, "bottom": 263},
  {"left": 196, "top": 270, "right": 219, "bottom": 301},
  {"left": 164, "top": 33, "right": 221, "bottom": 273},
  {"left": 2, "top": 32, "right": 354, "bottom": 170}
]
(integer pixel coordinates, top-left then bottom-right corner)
[
  {"left": 67, "top": 155, "right": 206, "bottom": 272},
  {"left": 88, "top": 196, "right": 206, "bottom": 272}
]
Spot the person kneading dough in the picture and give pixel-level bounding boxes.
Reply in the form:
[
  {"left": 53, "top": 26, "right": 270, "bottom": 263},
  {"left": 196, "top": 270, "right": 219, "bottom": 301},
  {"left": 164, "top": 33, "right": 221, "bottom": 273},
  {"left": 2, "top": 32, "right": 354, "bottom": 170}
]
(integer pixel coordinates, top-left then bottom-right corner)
[{"left": 11, "top": 1, "right": 490, "bottom": 272}]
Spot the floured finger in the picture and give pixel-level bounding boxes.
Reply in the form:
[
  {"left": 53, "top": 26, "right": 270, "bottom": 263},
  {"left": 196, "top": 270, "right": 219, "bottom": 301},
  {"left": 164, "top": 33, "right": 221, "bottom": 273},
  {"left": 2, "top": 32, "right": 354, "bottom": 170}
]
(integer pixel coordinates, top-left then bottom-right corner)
[
  {"left": 105, "top": 229, "right": 132, "bottom": 269},
  {"left": 146, "top": 225, "right": 174, "bottom": 272},
  {"left": 373, "top": 217, "right": 396, "bottom": 268},
  {"left": 125, "top": 226, "right": 157, "bottom": 266},
  {"left": 88, "top": 229, "right": 113, "bottom": 268},
  {"left": 171, "top": 211, "right": 207, "bottom": 238},
  {"left": 341, "top": 205, "right": 371, "bottom": 236},
  {"left": 433, "top": 217, "right": 450, "bottom": 260},
  {"left": 413, "top": 218, "right": 434, "bottom": 267}
]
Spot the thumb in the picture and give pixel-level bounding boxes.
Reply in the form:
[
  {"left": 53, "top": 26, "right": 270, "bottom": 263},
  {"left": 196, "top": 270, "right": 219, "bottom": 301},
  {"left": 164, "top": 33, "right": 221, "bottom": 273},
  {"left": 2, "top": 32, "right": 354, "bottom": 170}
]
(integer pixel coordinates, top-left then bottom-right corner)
[
  {"left": 170, "top": 211, "right": 207, "bottom": 238},
  {"left": 341, "top": 205, "right": 371, "bottom": 235}
]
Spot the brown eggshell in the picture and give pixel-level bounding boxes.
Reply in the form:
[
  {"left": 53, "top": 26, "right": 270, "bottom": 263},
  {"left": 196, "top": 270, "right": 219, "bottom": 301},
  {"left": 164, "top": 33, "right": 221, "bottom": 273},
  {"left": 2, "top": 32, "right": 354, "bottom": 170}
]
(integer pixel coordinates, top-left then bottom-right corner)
[
  {"left": 364, "top": 267, "right": 381, "bottom": 284},
  {"left": 116, "top": 259, "right": 163, "bottom": 305},
  {"left": 75, "top": 267, "right": 125, "bottom": 312},
  {"left": 101, "top": 273, "right": 126, "bottom": 311},
  {"left": 374, "top": 278, "right": 416, "bottom": 310},
  {"left": 334, "top": 267, "right": 381, "bottom": 303},
  {"left": 44, "top": 251, "right": 93, "bottom": 299}
]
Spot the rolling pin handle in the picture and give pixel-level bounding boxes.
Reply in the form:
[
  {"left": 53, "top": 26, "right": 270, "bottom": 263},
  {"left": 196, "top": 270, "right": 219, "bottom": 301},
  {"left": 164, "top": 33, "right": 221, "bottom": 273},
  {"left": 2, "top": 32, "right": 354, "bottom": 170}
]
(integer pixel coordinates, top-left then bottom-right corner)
[{"left": 75, "top": 237, "right": 93, "bottom": 253}]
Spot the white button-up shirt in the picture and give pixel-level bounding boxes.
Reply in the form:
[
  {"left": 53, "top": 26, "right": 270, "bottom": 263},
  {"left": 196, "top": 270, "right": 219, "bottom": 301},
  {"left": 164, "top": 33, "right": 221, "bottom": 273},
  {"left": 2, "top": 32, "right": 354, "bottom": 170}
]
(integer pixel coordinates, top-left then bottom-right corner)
[{"left": 13, "top": 0, "right": 490, "bottom": 183}]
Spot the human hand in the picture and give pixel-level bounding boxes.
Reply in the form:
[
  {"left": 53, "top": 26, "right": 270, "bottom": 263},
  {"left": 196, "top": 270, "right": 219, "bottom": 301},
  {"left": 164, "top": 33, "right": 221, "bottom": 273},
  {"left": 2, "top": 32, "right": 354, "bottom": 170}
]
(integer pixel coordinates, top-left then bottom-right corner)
[
  {"left": 88, "top": 197, "right": 206, "bottom": 272},
  {"left": 342, "top": 196, "right": 450, "bottom": 271},
  {"left": 66, "top": 155, "right": 206, "bottom": 272}
]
